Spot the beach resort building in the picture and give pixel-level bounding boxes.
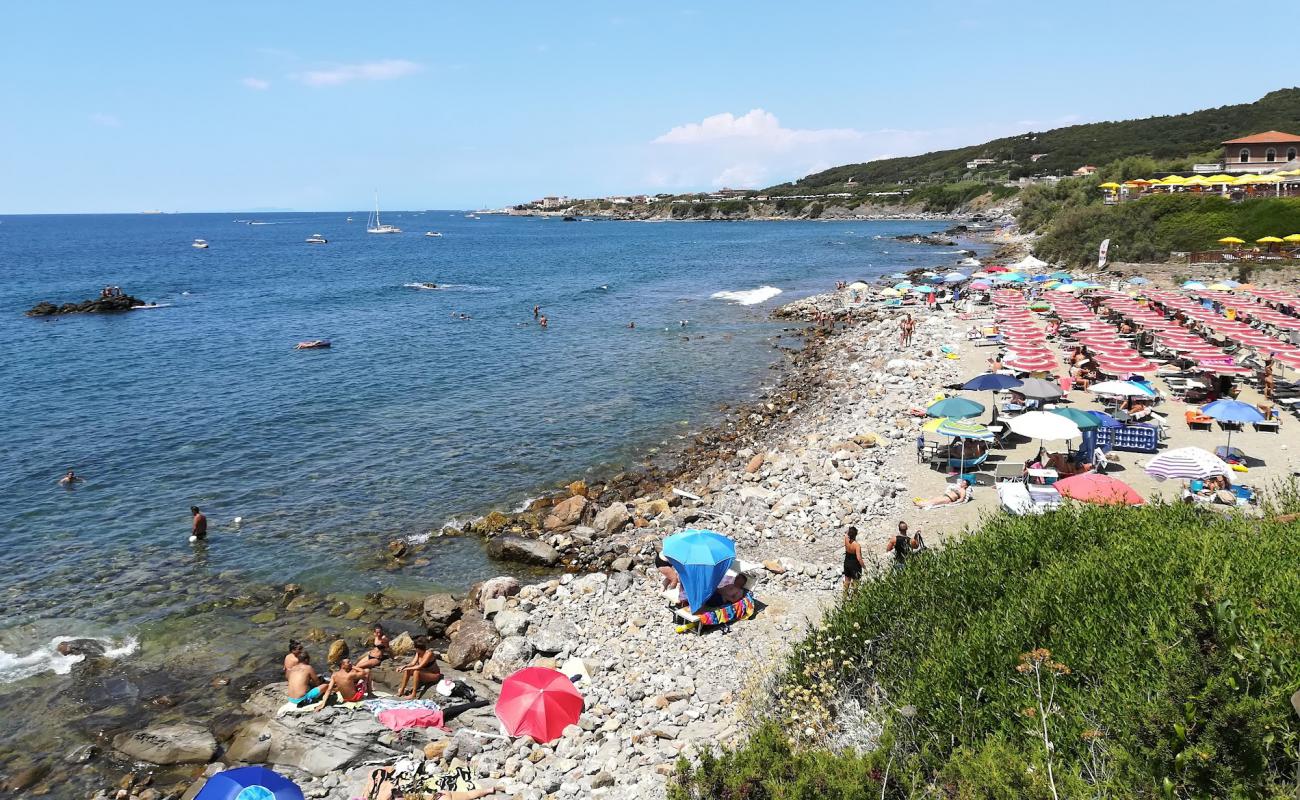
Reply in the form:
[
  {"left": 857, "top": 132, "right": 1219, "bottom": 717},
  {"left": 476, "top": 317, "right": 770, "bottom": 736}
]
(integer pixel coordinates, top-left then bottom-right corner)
[{"left": 1193, "top": 131, "right": 1300, "bottom": 174}]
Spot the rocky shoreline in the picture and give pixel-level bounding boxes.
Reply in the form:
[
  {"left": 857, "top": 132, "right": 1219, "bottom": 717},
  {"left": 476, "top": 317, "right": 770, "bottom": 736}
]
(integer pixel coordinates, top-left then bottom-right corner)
[
  {"left": 26, "top": 293, "right": 149, "bottom": 316},
  {"left": 64, "top": 275, "right": 981, "bottom": 799}
]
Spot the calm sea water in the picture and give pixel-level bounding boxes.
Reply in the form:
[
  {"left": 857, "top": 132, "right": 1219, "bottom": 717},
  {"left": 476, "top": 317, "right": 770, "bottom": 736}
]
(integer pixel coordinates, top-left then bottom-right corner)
[{"left": 0, "top": 212, "right": 977, "bottom": 777}]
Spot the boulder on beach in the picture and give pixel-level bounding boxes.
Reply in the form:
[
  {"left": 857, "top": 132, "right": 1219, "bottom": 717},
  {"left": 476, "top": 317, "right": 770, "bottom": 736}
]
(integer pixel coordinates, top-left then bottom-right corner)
[
  {"left": 421, "top": 592, "right": 462, "bottom": 636},
  {"left": 445, "top": 614, "right": 501, "bottom": 669},
  {"left": 543, "top": 495, "right": 588, "bottom": 530},
  {"left": 112, "top": 722, "right": 218, "bottom": 765},
  {"left": 478, "top": 576, "right": 521, "bottom": 609},
  {"left": 592, "top": 503, "right": 630, "bottom": 536},
  {"left": 483, "top": 635, "right": 535, "bottom": 681},
  {"left": 486, "top": 535, "right": 560, "bottom": 566}
]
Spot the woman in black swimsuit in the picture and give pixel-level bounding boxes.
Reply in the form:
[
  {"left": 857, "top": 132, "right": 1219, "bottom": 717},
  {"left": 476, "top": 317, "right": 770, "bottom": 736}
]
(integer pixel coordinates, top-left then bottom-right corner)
[{"left": 842, "top": 526, "right": 864, "bottom": 589}]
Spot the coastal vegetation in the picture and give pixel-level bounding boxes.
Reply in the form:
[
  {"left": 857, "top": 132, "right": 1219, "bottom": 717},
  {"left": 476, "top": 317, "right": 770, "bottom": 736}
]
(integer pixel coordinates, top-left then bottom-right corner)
[
  {"left": 772, "top": 88, "right": 1300, "bottom": 193},
  {"left": 1016, "top": 168, "right": 1300, "bottom": 266},
  {"left": 672, "top": 494, "right": 1300, "bottom": 799}
]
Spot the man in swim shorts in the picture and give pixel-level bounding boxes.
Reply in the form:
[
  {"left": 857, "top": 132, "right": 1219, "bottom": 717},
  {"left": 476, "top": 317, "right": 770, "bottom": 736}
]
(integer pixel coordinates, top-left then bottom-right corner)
[
  {"left": 318, "top": 657, "right": 368, "bottom": 709},
  {"left": 286, "top": 650, "right": 324, "bottom": 706},
  {"left": 190, "top": 506, "right": 207, "bottom": 541}
]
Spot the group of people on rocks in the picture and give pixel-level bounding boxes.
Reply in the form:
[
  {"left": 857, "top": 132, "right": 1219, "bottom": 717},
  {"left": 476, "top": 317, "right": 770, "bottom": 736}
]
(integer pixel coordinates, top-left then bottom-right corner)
[
  {"left": 99, "top": 285, "right": 124, "bottom": 299},
  {"left": 282, "top": 625, "right": 444, "bottom": 709}
]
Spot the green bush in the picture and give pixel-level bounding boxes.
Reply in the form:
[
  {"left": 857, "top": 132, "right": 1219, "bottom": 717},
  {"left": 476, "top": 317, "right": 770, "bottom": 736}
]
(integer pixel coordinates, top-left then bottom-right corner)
[{"left": 675, "top": 494, "right": 1300, "bottom": 798}]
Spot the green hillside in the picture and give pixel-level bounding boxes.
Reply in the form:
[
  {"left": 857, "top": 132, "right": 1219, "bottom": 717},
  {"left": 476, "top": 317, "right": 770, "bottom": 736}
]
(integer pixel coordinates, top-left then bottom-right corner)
[{"left": 770, "top": 88, "right": 1300, "bottom": 194}]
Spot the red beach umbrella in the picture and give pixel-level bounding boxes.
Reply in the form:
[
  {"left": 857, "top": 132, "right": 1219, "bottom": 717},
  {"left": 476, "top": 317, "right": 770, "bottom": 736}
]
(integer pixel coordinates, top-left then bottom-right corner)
[
  {"left": 495, "top": 667, "right": 584, "bottom": 743},
  {"left": 1054, "top": 473, "right": 1144, "bottom": 505}
]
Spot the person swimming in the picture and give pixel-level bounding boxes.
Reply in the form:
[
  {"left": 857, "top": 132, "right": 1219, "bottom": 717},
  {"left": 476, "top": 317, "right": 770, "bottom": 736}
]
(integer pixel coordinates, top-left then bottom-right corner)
[{"left": 59, "top": 469, "right": 83, "bottom": 486}]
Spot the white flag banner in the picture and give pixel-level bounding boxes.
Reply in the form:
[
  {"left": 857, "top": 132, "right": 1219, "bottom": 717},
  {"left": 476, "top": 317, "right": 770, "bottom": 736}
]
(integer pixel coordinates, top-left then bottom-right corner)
[{"left": 1098, "top": 238, "right": 1111, "bottom": 269}]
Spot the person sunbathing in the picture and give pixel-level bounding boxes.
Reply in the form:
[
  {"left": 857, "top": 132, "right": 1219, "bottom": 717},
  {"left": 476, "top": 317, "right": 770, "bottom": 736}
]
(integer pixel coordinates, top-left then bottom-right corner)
[
  {"left": 913, "top": 479, "right": 971, "bottom": 509},
  {"left": 283, "top": 640, "right": 306, "bottom": 678},
  {"left": 655, "top": 553, "right": 680, "bottom": 591},
  {"left": 285, "top": 651, "right": 324, "bottom": 707},
  {"left": 352, "top": 625, "right": 389, "bottom": 696},
  {"left": 316, "top": 657, "right": 367, "bottom": 709},
  {"left": 397, "top": 636, "right": 442, "bottom": 699}
]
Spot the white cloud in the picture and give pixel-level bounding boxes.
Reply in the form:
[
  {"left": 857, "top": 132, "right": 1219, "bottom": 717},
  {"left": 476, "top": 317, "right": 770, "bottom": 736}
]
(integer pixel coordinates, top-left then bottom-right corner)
[
  {"left": 293, "top": 59, "right": 422, "bottom": 87},
  {"left": 89, "top": 113, "right": 121, "bottom": 128},
  {"left": 711, "top": 164, "right": 768, "bottom": 188},
  {"left": 653, "top": 109, "right": 860, "bottom": 150},
  {"left": 242, "top": 77, "right": 271, "bottom": 90}
]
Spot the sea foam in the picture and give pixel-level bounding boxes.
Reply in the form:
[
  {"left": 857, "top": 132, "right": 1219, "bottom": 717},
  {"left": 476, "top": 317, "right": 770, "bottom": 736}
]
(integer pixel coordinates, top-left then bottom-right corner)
[
  {"left": 710, "top": 286, "right": 783, "bottom": 306},
  {"left": 0, "top": 635, "right": 138, "bottom": 684}
]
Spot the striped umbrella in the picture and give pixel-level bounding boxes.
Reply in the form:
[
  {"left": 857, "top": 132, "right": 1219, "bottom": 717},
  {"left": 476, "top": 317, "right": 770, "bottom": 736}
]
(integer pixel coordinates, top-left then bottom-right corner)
[
  {"left": 1144, "top": 447, "right": 1235, "bottom": 484},
  {"left": 935, "top": 418, "right": 994, "bottom": 440}
]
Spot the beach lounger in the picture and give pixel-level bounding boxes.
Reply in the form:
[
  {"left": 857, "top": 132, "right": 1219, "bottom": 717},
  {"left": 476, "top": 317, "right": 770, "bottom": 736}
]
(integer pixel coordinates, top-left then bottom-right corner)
[
  {"left": 997, "top": 480, "right": 1059, "bottom": 515},
  {"left": 993, "top": 462, "right": 1023, "bottom": 482}
]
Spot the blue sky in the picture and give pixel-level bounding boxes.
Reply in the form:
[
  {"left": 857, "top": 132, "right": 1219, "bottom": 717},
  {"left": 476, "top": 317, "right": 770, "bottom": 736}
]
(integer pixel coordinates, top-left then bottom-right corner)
[{"left": 2, "top": 0, "right": 1296, "bottom": 213}]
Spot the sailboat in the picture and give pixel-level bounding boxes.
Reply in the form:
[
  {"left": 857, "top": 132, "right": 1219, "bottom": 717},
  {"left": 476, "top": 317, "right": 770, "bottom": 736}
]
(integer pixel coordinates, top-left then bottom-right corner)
[{"left": 366, "top": 192, "right": 401, "bottom": 234}]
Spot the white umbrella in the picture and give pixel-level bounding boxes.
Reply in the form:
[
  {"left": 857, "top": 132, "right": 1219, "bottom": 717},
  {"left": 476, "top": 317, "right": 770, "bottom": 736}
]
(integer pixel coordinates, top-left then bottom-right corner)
[
  {"left": 848, "top": 281, "right": 869, "bottom": 291},
  {"left": 1144, "top": 447, "right": 1235, "bottom": 484},
  {"left": 1007, "top": 411, "right": 1081, "bottom": 441},
  {"left": 1089, "top": 380, "right": 1151, "bottom": 398}
]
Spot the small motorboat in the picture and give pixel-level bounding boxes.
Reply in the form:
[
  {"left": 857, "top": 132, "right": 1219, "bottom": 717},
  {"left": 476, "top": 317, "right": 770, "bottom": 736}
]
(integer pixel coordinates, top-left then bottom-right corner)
[
  {"left": 192, "top": 239, "right": 209, "bottom": 249},
  {"left": 424, "top": 231, "right": 443, "bottom": 238},
  {"left": 346, "top": 216, "right": 353, "bottom": 222},
  {"left": 294, "top": 339, "right": 331, "bottom": 350},
  {"left": 305, "top": 234, "right": 328, "bottom": 244}
]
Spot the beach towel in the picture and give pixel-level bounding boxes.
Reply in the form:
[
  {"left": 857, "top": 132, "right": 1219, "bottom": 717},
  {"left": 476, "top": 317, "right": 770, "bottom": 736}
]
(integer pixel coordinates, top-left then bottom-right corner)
[
  {"left": 377, "top": 707, "right": 447, "bottom": 732},
  {"left": 697, "top": 593, "right": 755, "bottom": 627},
  {"left": 361, "top": 697, "right": 441, "bottom": 715}
]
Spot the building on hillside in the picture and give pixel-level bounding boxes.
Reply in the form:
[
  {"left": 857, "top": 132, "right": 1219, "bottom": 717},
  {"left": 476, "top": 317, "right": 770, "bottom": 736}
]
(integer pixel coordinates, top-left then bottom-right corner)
[
  {"left": 1220, "top": 131, "right": 1300, "bottom": 173},
  {"left": 540, "top": 196, "right": 570, "bottom": 209},
  {"left": 712, "top": 187, "right": 753, "bottom": 198},
  {"left": 1073, "top": 165, "right": 1098, "bottom": 176},
  {"left": 966, "top": 158, "right": 997, "bottom": 169},
  {"left": 1030, "top": 153, "right": 1049, "bottom": 162}
]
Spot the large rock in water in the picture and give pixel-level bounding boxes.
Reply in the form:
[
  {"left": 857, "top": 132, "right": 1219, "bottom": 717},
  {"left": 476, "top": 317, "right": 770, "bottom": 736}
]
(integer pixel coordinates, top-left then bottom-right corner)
[
  {"left": 445, "top": 614, "right": 501, "bottom": 670},
  {"left": 112, "top": 723, "right": 218, "bottom": 765},
  {"left": 486, "top": 535, "right": 560, "bottom": 566},
  {"left": 421, "top": 592, "right": 462, "bottom": 636},
  {"left": 592, "top": 503, "right": 630, "bottom": 536},
  {"left": 26, "top": 294, "right": 147, "bottom": 316}
]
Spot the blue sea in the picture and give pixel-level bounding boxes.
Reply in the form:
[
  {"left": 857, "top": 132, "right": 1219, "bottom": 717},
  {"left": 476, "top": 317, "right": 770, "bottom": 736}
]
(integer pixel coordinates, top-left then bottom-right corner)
[{"left": 0, "top": 211, "right": 978, "bottom": 779}]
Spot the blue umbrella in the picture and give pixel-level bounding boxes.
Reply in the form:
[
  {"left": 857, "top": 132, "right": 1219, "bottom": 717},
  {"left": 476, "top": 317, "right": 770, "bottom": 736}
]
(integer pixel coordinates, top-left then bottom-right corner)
[
  {"left": 1050, "top": 271, "right": 1073, "bottom": 280},
  {"left": 1127, "top": 276, "right": 1150, "bottom": 285},
  {"left": 1000, "top": 273, "right": 1027, "bottom": 283},
  {"left": 1201, "top": 399, "right": 1264, "bottom": 452},
  {"left": 889, "top": 272, "right": 909, "bottom": 280},
  {"left": 926, "top": 396, "right": 985, "bottom": 418},
  {"left": 662, "top": 529, "right": 735, "bottom": 612},
  {"left": 943, "top": 271, "right": 967, "bottom": 283},
  {"left": 961, "top": 373, "right": 1022, "bottom": 392},
  {"left": 1221, "top": 279, "right": 1240, "bottom": 288},
  {"left": 1030, "top": 274, "right": 1051, "bottom": 282},
  {"left": 196, "top": 767, "right": 304, "bottom": 800},
  {"left": 893, "top": 281, "right": 912, "bottom": 290}
]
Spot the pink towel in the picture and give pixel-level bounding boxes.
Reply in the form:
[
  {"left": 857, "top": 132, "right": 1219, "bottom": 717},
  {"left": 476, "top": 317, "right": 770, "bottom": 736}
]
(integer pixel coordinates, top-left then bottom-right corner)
[{"left": 377, "top": 707, "right": 447, "bottom": 732}]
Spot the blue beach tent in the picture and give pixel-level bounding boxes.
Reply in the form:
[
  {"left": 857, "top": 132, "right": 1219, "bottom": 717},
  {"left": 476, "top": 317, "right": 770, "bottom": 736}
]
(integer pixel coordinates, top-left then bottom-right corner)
[{"left": 662, "top": 529, "right": 735, "bottom": 612}]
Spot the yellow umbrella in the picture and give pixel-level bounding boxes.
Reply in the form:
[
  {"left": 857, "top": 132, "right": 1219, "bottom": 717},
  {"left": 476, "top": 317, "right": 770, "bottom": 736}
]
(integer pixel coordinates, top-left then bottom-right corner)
[
  {"left": 1283, "top": 234, "right": 1300, "bottom": 243},
  {"left": 1183, "top": 175, "right": 1211, "bottom": 186},
  {"left": 1098, "top": 182, "right": 1121, "bottom": 190},
  {"left": 1232, "top": 174, "right": 1262, "bottom": 184},
  {"left": 1218, "top": 236, "right": 1245, "bottom": 245},
  {"left": 1206, "top": 174, "right": 1236, "bottom": 183},
  {"left": 1128, "top": 178, "right": 1154, "bottom": 185},
  {"left": 1159, "top": 175, "right": 1187, "bottom": 185},
  {"left": 880, "top": 287, "right": 901, "bottom": 297},
  {"left": 1257, "top": 236, "right": 1284, "bottom": 243},
  {"left": 922, "top": 416, "right": 946, "bottom": 432},
  {"left": 1207, "top": 283, "right": 1233, "bottom": 291},
  {"left": 1252, "top": 174, "right": 1282, "bottom": 183}
]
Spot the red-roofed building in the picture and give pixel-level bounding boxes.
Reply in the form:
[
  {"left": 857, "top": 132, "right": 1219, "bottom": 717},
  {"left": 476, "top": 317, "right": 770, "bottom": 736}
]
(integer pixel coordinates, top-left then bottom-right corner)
[{"left": 1221, "top": 131, "right": 1300, "bottom": 172}]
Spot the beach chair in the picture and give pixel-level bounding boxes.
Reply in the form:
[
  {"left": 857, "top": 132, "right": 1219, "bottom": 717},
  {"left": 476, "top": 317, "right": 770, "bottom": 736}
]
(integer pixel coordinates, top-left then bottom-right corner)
[
  {"left": 1184, "top": 410, "right": 1213, "bottom": 431},
  {"left": 993, "top": 462, "right": 1023, "bottom": 482},
  {"left": 1254, "top": 404, "right": 1280, "bottom": 433}
]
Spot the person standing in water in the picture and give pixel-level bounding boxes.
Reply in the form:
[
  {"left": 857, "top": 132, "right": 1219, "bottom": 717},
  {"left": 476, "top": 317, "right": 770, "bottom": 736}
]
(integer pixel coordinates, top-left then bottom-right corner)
[
  {"left": 190, "top": 506, "right": 207, "bottom": 542},
  {"left": 842, "top": 526, "right": 864, "bottom": 589},
  {"left": 533, "top": 305, "right": 541, "bottom": 319},
  {"left": 539, "top": 315, "right": 548, "bottom": 328},
  {"left": 59, "top": 469, "right": 83, "bottom": 487}
]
